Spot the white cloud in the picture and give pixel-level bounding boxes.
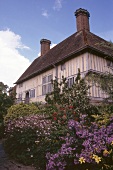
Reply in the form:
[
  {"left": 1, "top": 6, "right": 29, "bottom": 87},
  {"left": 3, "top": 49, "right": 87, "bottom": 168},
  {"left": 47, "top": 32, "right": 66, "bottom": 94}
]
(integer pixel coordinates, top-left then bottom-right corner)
[
  {"left": 53, "top": 0, "right": 62, "bottom": 11},
  {"left": 0, "top": 29, "right": 31, "bottom": 87},
  {"left": 42, "top": 9, "right": 49, "bottom": 18},
  {"left": 38, "top": 43, "right": 57, "bottom": 57}
]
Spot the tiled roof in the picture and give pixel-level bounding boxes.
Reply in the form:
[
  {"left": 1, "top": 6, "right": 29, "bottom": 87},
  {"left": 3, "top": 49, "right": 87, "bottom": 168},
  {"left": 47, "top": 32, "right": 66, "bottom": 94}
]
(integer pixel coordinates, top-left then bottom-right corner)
[{"left": 16, "top": 30, "right": 113, "bottom": 84}]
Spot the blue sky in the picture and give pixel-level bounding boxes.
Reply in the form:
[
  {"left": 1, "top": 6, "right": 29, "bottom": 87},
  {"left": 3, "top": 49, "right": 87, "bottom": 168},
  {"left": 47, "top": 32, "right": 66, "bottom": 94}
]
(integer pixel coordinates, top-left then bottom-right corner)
[{"left": 0, "top": 0, "right": 113, "bottom": 87}]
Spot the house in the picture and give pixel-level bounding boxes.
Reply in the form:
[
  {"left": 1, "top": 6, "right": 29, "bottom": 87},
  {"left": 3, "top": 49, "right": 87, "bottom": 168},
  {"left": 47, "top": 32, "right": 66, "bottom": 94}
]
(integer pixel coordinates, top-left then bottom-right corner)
[{"left": 15, "top": 8, "right": 113, "bottom": 104}]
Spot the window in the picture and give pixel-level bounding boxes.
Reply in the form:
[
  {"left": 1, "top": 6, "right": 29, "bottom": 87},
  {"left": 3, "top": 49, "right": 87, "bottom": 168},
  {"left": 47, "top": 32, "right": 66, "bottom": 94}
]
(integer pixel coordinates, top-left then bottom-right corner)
[
  {"left": 30, "top": 89, "right": 35, "bottom": 98},
  {"left": 18, "top": 93, "right": 22, "bottom": 100},
  {"left": 68, "top": 77, "right": 74, "bottom": 88},
  {"left": 107, "top": 60, "right": 113, "bottom": 67},
  {"left": 61, "top": 63, "right": 65, "bottom": 71},
  {"left": 19, "top": 83, "right": 23, "bottom": 88},
  {"left": 42, "top": 74, "right": 53, "bottom": 95}
]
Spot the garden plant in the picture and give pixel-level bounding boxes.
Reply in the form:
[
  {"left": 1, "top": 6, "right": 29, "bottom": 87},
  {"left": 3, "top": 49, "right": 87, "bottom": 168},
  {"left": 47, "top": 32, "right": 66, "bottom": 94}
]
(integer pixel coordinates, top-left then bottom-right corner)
[{"left": 4, "top": 71, "right": 113, "bottom": 170}]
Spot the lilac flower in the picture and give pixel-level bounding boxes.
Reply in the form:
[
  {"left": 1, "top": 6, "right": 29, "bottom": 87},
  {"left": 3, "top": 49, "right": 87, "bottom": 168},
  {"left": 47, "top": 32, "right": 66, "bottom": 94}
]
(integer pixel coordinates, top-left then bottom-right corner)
[{"left": 46, "top": 115, "right": 113, "bottom": 169}]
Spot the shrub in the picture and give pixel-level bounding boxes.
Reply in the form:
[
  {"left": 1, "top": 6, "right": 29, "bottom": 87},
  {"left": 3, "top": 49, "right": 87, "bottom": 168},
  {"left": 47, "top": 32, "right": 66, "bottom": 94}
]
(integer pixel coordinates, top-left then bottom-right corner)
[
  {"left": 0, "top": 122, "right": 4, "bottom": 139},
  {"left": 46, "top": 115, "right": 113, "bottom": 170},
  {"left": 92, "top": 104, "right": 113, "bottom": 126},
  {"left": 45, "top": 70, "right": 97, "bottom": 122},
  {"left": 4, "top": 103, "right": 38, "bottom": 123},
  {"left": 4, "top": 71, "right": 113, "bottom": 170},
  {"left": 4, "top": 114, "right": 52, "bottom": 169}
]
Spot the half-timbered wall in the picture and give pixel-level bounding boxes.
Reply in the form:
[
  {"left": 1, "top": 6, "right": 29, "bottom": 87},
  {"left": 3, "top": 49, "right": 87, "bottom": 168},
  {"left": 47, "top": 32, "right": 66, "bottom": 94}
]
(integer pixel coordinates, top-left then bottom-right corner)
[{"left": 16, "top": 52, "right": 113, "bottom": 103}]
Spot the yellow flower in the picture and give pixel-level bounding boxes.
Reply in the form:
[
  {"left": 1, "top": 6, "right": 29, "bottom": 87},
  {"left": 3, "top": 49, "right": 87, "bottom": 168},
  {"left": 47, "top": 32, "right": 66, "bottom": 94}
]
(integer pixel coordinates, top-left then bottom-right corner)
[
  {"left": 92, "top": 154, "right": 97, "bottom": 159},
  {"left": 103, "top": 149, "right": 110, "bottom": 155},
  {"left": 92, "top": 154, "right": 101, "bottom": 164},
  {"left": 111, "top": 141, "right": 113, "bottom": 145},
  {"left": 95, "top": 157, "right": 101, "bottom": 164},
  {"left": 79, "top": 157, "right": 85, "bottom": 164}
]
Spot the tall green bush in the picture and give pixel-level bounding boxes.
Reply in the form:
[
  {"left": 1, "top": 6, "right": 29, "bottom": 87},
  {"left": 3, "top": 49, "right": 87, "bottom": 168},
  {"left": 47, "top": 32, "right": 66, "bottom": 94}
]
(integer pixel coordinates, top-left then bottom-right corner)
[{"left": 45, "top": 70, "right": 97, "bottom": 124}]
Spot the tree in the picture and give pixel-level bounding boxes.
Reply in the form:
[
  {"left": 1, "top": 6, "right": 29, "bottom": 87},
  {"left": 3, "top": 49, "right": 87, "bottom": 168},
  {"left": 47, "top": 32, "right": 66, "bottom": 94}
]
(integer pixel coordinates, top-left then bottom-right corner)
[
  {"left": 0, "top": 82, "right": 8, "bottom": 94},
  {"left": 86, "top": 72, "right": 113, "bottom": 102},
  {"left": 45, "top": 69, "right": 96, "bottom": 123},
  {"left": 0, "top": 82, "right": 15, "bottom": 122},
  {"left": 0, "top": 82, "right": 15, "bottom": 138}
]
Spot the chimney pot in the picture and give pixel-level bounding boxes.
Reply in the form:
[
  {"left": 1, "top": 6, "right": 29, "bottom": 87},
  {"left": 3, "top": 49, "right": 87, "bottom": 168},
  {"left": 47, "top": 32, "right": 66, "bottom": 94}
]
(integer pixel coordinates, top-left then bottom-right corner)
[
  {"left": 75, "top": 8, "right": 90, "bottom": 32},
  {"left": 40, "top": 39, "right": 51, "bottom": 56}
]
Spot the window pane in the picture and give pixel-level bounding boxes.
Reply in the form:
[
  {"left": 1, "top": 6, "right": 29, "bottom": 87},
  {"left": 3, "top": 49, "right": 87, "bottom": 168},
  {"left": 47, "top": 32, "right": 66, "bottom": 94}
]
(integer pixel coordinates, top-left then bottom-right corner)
[
  {"left": 42, "top": 85, "right": 46, "bottom": 95},
  {"left": 18, "top": 93, "right": 22, "bottom": 100},
  {"left": 48, "top": 83, "right": 52, "bottom": 93},
  {"left": 61, "top": 63, "right": 65, "bottom": 71},
  {"left": 30, "top": 89, "right": 35, "bottom": 98},
  {"left": 48, "top": 75, "right": 52, "bottom": 82},
  {"left": 42, "top": 76, "right": 47, "bottom": 84},
  {"left": 68, "top": 77, "right": 74, "bottom": 88},
  {"left": 42, "top": 74, "right": 53, "bottom": 95}
]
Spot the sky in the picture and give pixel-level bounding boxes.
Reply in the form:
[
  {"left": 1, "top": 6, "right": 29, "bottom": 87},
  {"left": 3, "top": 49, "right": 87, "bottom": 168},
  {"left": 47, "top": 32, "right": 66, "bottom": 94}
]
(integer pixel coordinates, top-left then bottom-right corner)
[{"left": 0, "top": 0, "right": 113, "bottom": 87}]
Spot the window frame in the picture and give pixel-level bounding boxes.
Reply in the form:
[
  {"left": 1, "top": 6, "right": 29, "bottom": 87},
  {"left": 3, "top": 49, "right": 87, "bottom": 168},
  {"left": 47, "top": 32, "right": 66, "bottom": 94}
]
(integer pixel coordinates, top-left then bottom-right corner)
[
  {"left": 42, "top": 74, "right": 53, "bottom": 95},
  {"left": 30, "top": 89, "right": 35, "bottom": 98},
  {"left": 67, "top": 76, "right": 75, "bottom": 88}
]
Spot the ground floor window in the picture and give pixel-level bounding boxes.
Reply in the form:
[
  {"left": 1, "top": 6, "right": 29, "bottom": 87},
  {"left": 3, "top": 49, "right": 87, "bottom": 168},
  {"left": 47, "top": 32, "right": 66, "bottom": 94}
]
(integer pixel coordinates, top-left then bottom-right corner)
[
  {"left": 68, "top": 76, "right": 74, "bottom": 88},
  {"left": 30, "top": 89, "right": 35, "bottom": 98},
  {"left": 18, "top": 93, "right": 22, "bottom": 100}
]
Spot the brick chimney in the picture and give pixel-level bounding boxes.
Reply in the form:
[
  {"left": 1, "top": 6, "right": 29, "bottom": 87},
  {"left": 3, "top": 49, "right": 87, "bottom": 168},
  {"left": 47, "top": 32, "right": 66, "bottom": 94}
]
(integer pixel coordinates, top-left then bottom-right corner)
[
  {"left": 40, "top": 39, "right": 51, "bottom": 56},
  {"left": 75, "top": 8, "right": 90, "bottom": 32}
]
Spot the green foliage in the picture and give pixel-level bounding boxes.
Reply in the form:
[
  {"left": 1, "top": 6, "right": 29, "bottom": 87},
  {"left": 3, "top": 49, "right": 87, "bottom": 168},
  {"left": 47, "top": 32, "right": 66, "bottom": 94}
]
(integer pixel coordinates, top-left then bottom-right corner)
[
  {"left": 4, "top": 103, "right": 38, "bottom": 123},
  {"left": 4, "top": 128, "right": 37, "bottom": 165},
  {"left": 0, "top": 93, "right": 14, "bottom": 120},
  {"left": 92, "top": 104, "right": 113, "bottom": 126},
  {"left": 4, "top": 71, "right": 113, "bottom": 170},
  {"left": 87, "top": 72, "right": 113, "bottom": 101},
  {"left": 0, "top": 122, "right": 5, "bottom": 138},
  {"left": 0, "top": 82, "right": 15, "bottom": 138},
  {"left": 4, "top": 114, "right": 64, "bottom": 169},
  {"left": 0, "top": 82, "right": 8, "bottom": 94},
  {"left": 45, "top": 70, "right": 96, "bottom": 123}
]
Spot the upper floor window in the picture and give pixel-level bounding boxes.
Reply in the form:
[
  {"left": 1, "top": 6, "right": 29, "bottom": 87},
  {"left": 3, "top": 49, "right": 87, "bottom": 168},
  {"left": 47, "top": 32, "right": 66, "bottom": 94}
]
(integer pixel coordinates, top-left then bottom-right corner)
[
  {"left": 30, "top": 89, "right": 35, "bottom": 98},
  {"left": 19, "top": 83, "right": 23, "bottom": 88},
  {"left": 42, "top": 74, "right": 53, "bottom": 95},
  {"left": 61, "top": 63, "right": 66, "bottom": 71},
  {"left": 107, "top": 60, "right": 113, "bottom": 67}
]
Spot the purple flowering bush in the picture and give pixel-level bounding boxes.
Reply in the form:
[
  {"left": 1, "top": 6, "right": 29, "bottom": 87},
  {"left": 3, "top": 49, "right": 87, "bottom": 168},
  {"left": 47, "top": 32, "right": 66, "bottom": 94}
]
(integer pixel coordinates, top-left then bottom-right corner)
[
  {"left": 46, "top": 115, "right": 113, "bottom": 170},
  {"left": 4, "top": 114, "right": 53, "bottom": 169},
  {"left": 4, "top": 112, "right": 67, "bottom": 169}
]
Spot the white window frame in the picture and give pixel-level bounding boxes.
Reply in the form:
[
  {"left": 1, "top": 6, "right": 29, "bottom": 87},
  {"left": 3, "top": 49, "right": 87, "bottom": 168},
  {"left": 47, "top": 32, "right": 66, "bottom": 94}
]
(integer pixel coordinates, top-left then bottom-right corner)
[
  {"left": 30, "top": 89, "right": 35, "bottom": 98},
  {"left": 107, "top": 60, "right": 113, "bottom": 67},
  {"left": 42, "top": 74, "right": 53, "bottom": 95},
  {"left": 61, "top": 63, "right": 66, "bottom": 71},
  {"left": 18, "top": 93, "right": 22, "bottom": 101},
  {"left": 67, "top": 76, "right": 74, "bottom": 88}
]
